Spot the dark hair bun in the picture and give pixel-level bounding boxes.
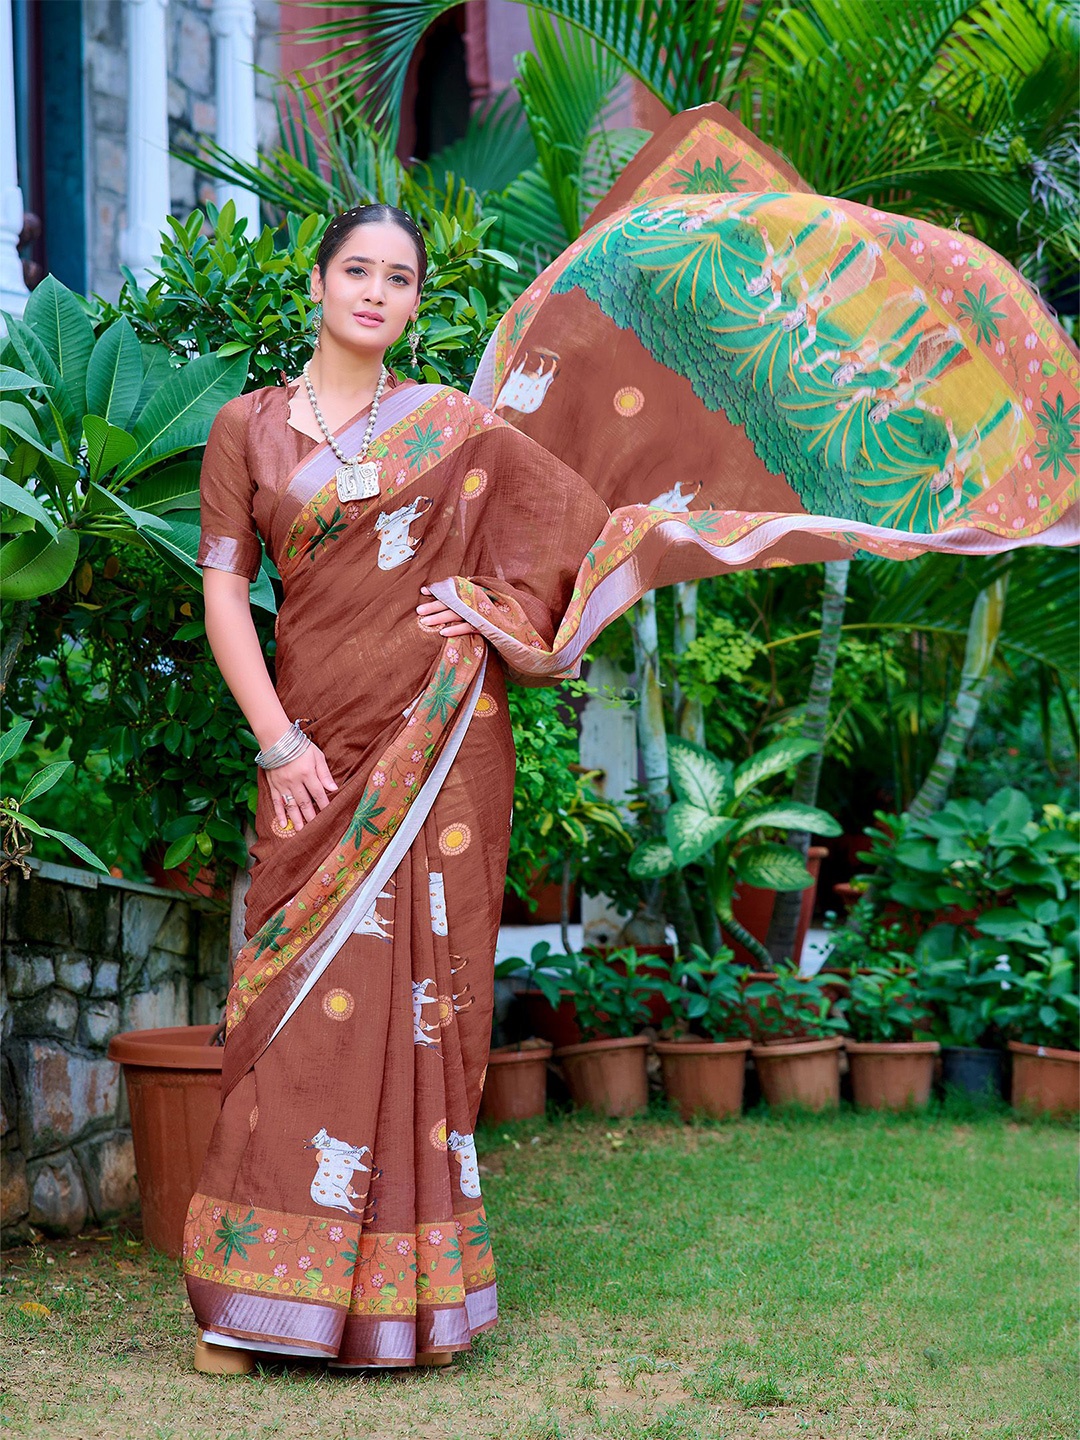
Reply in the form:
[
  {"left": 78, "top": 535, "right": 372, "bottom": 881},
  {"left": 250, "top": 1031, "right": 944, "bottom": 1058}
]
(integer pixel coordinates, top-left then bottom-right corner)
[{"left": 315, "top": 204, "right": 428, "bottom": 287}]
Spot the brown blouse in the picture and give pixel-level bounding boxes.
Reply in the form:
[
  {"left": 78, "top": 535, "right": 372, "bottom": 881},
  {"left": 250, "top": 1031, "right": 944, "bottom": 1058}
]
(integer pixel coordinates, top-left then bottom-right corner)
[{"left": 195, "top": 373, "right": 414, "bottom": 581}]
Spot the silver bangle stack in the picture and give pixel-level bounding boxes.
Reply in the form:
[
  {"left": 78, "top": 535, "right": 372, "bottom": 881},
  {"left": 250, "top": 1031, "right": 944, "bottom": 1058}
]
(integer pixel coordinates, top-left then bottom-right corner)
[{"left": 255, "top": 720, "right": 311, "bottom": 770}]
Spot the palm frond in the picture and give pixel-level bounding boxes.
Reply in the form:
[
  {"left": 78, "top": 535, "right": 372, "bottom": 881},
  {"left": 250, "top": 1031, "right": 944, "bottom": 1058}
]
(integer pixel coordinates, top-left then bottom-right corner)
[{"left": 298, "top": 0, "right": 776, "bottom": 133}]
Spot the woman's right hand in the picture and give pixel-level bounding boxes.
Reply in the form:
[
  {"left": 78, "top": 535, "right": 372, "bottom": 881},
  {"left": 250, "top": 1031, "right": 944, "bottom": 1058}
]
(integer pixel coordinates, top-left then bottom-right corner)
[{"left": 267, "top": 743, "right": 338, "bottom": 832}]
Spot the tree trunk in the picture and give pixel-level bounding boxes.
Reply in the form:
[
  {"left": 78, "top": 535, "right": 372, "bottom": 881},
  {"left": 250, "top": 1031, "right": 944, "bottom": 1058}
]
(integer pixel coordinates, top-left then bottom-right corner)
[
  {"left": 0, "top": 601, "right": 32, "bottom": 696},
  {"left": 765, "top": 559, "right": 850, "bottom": 965},
  {"left": 630, "top": 595, "right": 703, "bottom": 953},
  {"left": 908, "top": 573, "right": 1009, "bottom": 822},
  {"left": 673, "top": 580, "right": 705, "bottom": 746}
]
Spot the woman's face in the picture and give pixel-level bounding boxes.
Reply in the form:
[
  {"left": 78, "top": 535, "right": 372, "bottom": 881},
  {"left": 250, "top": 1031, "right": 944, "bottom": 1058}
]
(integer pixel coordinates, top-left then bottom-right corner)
[{"left": 311, "top": 220, "right": 421, "bottom": 356}]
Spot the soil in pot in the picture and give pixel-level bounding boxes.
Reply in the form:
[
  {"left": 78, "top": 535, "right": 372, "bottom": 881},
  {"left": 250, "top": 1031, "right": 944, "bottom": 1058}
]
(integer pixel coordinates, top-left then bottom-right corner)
[
  {"left": 107, "top": 1024, "right": 223, "bottom": 1258},
  {"left": 751, "top": 1036, "right": 842, "bottom": 1111},
  {"left": 1008, "top": 1041, "right": 1080, "bottom": 1117},
  {"left": 654, "top": 1038, "right": 750, "bottom": 1121},
  {"left": 479, "top": 1040, "right": 553, "bottom": 1124},
  {"left": 940, "top": 1046, "right": 1005, "bottom": 1102},
  {"left": 845, "top": 1040, "right": 939, "bottom": 1111},
  {"left": 553, "top": 1035, "right": 649, "bottom": 1117}
]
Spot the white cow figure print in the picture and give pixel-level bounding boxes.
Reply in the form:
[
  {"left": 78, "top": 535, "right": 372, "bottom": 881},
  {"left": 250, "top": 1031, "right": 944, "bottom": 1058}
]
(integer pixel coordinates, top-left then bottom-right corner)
[
  {"left": 308, "top": 1127, "right": 374, "bottom": 1215},
  {"left": 354, "top": 888, "right": 392, "bottom": 941},
  {"left": 447, "top": 1129, "right": 481, "bottom": 1198},
  {"left": 649, "top": 479, "right": 699, "bottom": 512},
  {"left": 496, "top": 353, "right": 558, "bottom": 414},
  {"left": 413, "top": 977, "right": 441, "bottom": 1049},
  {"left": 428, "top": 872, "right": 448, "bottom": 936},
  {"left": 374, "top": 496, "right": 432, "bottom": 570}
]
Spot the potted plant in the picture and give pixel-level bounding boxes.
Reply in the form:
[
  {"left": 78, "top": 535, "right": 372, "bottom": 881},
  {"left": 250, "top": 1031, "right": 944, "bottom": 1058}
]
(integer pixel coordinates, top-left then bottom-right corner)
[
  {"left": 628, "top": 736, "right": 841, "bottom": 968},
  {"left": 552, "top": 948, "right": 666, "bottom": 1116},
  {"left": 479, "top": 1037, "right": 554, "bottom": 1125},
  {"left": 654, "top": 946, "right": 751, "bottom": 1120},
  {"left": 495, "top": 941, "right": 582, "bottom": 1048},
  {"left": 915, "top": 926, "right": 1010, "bottom": 1102},
  {"left": 1000, "top": 956, "right": 1079, "bottom": 1116},
  {"left": 843, "top": 965, "right": 939, "bottom": 1111},
  {"left": 748, "top": 965, "right": 848, "bottom": 1111}
]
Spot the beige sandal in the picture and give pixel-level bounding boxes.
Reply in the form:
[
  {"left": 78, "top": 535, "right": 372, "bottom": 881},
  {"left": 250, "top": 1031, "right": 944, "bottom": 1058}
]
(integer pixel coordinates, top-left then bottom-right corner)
[
  {"left": 415, "top": 1351, "right": 455, "bottom": 1367},
  {"left": 194, "top": 1337, "right": 257, "bottom": 1375}
]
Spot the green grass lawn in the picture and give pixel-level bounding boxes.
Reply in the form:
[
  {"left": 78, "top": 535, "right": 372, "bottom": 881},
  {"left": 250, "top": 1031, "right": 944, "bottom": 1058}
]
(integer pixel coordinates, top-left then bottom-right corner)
[{"left": 1, "top": 1107, "right": 1075, "bottom": 1440}]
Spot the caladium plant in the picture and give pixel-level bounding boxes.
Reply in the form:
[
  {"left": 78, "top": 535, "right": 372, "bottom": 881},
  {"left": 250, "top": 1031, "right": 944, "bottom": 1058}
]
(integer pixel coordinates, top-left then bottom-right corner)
[{"left": 628, "top": 736, "right": 841, "bottom": 967}]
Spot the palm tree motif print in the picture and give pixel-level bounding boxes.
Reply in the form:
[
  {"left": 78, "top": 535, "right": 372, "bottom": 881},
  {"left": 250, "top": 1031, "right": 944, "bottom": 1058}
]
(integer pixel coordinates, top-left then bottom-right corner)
[
  {"left": 423, "top": 662, "right": 462, "bottom": 726},
  {"left": 214, "top": 1208, "right": 261, "bottom": 1266},
  {"left": 551, "top": 194, "right": 1042, "bottom": 533},
  {"left": 344, "top": 791, "right": 387, "bottom": 847},
  {"left": 403, "top": 421, "right": 445, "bottom": 466},
  {"left": 308, "top": 505, "right": 348, "bottom": 559},
  {"left": 1036, "top": 393, "right": 1080, "bottom": 479},
  {"left": 672, "top": 157, "right": 746, "bottom": 193}
]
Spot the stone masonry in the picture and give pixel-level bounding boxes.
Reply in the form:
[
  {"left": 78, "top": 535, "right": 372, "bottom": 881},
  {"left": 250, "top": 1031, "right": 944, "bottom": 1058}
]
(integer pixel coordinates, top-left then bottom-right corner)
[
  {"left": 84, "top": 0, "right": 281, "bottom": 300},
  {"left": 1, "top": 859, "right": 230, "bottom": 1243}
]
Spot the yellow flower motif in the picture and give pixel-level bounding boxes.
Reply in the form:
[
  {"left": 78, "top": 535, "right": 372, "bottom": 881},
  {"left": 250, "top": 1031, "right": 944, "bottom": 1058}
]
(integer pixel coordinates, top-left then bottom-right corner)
[
  {"left": 613, "top": 386, "right": 644, "bottom": 417},
  {"left": 323, "top": 988, "right": 355, "bottom": 1022}
]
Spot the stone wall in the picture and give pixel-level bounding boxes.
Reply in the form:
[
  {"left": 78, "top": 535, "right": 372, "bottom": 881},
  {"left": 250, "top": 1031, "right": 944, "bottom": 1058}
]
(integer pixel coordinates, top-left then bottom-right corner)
[
  {"left": 1, "top": 859, "right": 230, "bottom": 1243},
  {"left": 84, "top": 0, "right": 282, "bottom": 301}
]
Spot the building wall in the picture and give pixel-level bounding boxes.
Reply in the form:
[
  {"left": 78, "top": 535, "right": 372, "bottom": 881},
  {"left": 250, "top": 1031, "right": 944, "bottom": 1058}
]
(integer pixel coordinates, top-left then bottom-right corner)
[
  {"left": 83, "top": 0, "right": 280, "bottom": 301},
  {"left": 1, "top": 861, "right": 231, "bottom": 1244}
]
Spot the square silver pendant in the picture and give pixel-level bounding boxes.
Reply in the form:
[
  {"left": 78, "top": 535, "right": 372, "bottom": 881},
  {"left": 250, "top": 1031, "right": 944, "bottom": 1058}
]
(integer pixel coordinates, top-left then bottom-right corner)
[{"left": 336, "top": 460, "right": 381, "bottom": 503}]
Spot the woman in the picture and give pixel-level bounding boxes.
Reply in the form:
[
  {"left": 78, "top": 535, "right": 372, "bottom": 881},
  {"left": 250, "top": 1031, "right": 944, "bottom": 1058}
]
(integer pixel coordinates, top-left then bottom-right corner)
[
  {"left": 186, "top": 203, "right": 610, "bottom": 1373},
  {"left": 187, "top": 114, "right": 1076, "bottom": 1376}
]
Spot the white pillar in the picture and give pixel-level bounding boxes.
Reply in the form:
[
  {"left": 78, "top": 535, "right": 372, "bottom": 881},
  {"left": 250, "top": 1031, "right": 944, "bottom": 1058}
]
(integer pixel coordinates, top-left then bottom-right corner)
[
  {"left": 119, "top": 0, "right": 171, "bottom": 286},
  {"left": 578, "top": 655, "right": 640, "bottom": 944},
  {"left": 211, "top": 0, "right": 260, "bottom": 232},
  {"left": 0, "top": 0, "right": 30, "bottom": 318}
]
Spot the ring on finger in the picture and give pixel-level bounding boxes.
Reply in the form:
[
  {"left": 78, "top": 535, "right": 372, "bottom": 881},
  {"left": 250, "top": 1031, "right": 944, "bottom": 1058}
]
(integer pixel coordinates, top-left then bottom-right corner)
[{"left": 283, "top": 793, "right": 295, "bottom": 805}]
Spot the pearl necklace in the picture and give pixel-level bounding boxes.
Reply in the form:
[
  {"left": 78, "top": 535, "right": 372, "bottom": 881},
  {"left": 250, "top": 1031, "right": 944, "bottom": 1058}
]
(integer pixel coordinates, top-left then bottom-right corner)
[{"left": 301, "top": 359, "right": 389, "bottom": 503}]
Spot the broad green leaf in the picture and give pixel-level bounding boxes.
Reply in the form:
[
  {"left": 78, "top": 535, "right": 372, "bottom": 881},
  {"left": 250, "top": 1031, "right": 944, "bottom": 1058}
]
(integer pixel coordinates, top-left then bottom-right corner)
[
  {"left": 734, "top": 842, "right": 814, "bottom": 892},
  {"left": 23, "top": 276, "right": 96, "bottom": 418},
  {"left": 984, "top": 787, "right": 1033, "bottom": 836},
  {"left": 734, "top": 802, "right": 842, "bottom": 840},
  {"left": 131, "top": 344, "right": 175, "bottom": 428},
  {"left": 628, "top": 838, "right": 676, "bottom": 880},
  {"left": 21, "top": 759, "right": 73, "bottom": 804},
  {"left": 733, "top": 737, "right": 818, "bottom": 798},
  {"left": 163, "top": 833, "right": 197, "bottom": 869},
  {"left": 667, "top": 737, "right": 733, "bottom": 815},
  {"left": 84, "top": 415, "right": 138, "bottom": 482},
  {"left": 87, "top": 481, "right": 170, "bottom": 533},
  {"left": 3, "top": 313, "right": 79, "bottom": 446},
  {"left": 0, "top": 718, "right": 32, "bottom": 765},
  {"left": 0, "top": 400, "right": 56, "bottom": 462},
  {"left": 126, "top": 460, "right": 201, "bottom": 512},
  {"left": 0, "top": 366, "right": 45, "bottom": 394},
  {"left": 42, "top": 826, "right": 111, "bottom": 874},
  {"left": 0, "top": 476, "right": 57, "bottom": 535},
  {"left": 85, "top": 318, "right": 144, "bottom": 428},
  {"left": 0, "top": 526, "right": 78, "bottom": 599},
  {"left": 249, "top": 561, "right": 278, "bottom": 615},
  {"left": 120, "top": 350, "right": 249, "bottom": 477},
  {"left": 664, "top": 803, "right": 735, "bottom": 867}
]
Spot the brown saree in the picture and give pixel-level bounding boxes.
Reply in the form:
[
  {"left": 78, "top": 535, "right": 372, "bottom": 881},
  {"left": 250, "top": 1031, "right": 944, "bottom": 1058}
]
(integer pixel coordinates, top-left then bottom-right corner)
[
  {"left": 186, "top": 107, "right": 1077, "bottom": 1368},
  {"left": 186, "top": 378, "right": 608, "bottom": 1364}
]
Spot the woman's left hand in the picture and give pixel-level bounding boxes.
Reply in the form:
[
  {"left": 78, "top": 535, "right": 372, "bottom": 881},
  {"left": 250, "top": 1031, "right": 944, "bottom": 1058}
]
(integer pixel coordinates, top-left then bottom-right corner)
[{"left": 417, "top": 587, "right": 479, "bottom": 637}]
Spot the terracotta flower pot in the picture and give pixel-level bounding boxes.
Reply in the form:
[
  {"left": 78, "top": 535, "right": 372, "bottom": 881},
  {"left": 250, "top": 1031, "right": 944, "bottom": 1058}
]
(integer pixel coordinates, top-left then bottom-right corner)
[
  {"left": 553, "top": 1035, "right": 650, "bottom": 1117},
  {"left": 751, "top": 1036, "right": 843, "bottom": 1110},
  {"left": 479, "top": 1041, "right": 553, "bottom": 1124},
  {"left": 106, "top": 1024, "right": 223, "bottom": 1258},
  {"left": 1008, "top": 1041, "right": 1080, "bottom": 1117},
  {"left": 845, "top": 1040, "right": 940, "bottom": 1111},
  {"left": 654, "top": 1038, "right": 751, "bottom": 1121}
]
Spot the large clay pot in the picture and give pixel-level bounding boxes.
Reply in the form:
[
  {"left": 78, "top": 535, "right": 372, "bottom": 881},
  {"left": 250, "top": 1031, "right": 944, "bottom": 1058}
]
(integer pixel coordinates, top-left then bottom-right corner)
[
  {"left": 479, "top": 1041, "right": 553, "bottom": 1124},
  {"left": 845, "top": 1040, "right": 939, "bottom": 1111},
  {"left": 107, "top": 1025, "right": 223, "bottom": 1258},
  {"left": 553, "top": 1035, "right": 650, "bottom": 1117},
  {"left": 1008, "top": 1041, "right": 1080, "bottom": 1117},
  {"left": 654, "top": 1038, "right": 751, "bottom": 1121},
  {"left": 751, "top": 1036, "right": 842, "bottom": 1111}
]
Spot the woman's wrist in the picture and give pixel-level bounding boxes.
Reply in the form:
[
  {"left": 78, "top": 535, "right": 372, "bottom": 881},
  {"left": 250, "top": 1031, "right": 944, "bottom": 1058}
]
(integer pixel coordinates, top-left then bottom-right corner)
[{"left": 253, "top": 711, "right": 295, "bottom": 752}]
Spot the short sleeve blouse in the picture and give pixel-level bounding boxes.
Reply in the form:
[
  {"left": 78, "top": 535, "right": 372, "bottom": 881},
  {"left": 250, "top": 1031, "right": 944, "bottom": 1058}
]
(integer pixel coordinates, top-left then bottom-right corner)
[{"left": 196, "top": 394, "right": 263, "bottom": 581}]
